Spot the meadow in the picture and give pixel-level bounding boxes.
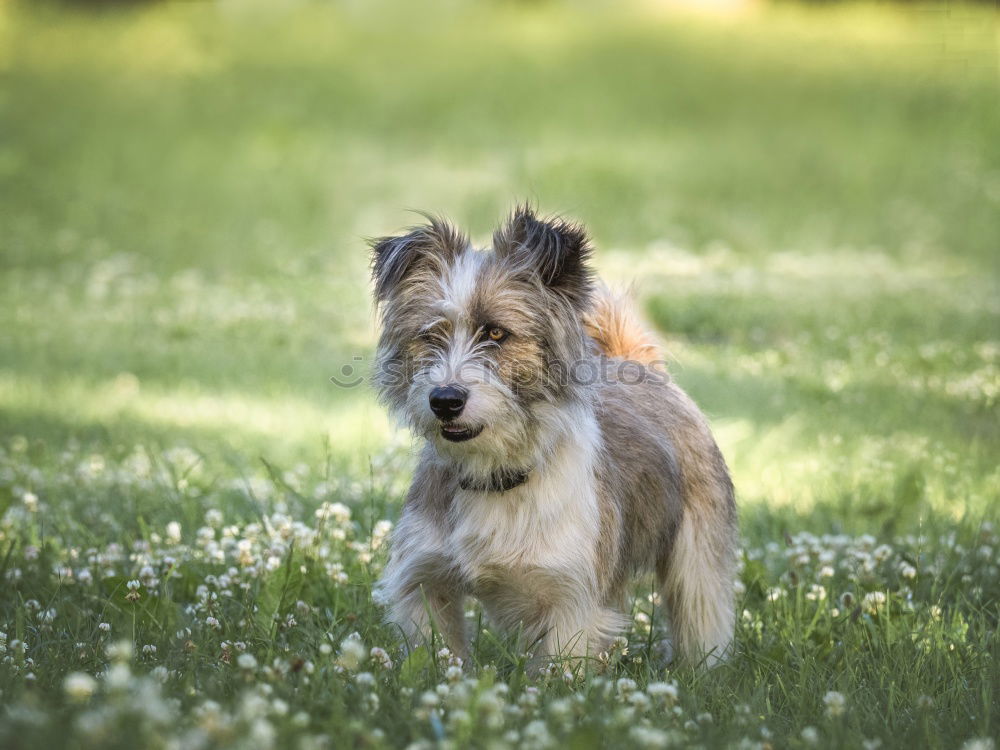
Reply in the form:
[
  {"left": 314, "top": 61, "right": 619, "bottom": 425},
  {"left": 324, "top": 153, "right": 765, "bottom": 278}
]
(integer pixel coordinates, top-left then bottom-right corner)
[{"left": 0, "top": 0, "right": 998, "bottom": 747}]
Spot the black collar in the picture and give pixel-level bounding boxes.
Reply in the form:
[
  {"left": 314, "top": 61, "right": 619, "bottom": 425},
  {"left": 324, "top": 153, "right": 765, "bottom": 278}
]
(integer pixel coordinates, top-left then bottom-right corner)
[{"left": 459, "top": 468, "right": 531, "bottom": 493}]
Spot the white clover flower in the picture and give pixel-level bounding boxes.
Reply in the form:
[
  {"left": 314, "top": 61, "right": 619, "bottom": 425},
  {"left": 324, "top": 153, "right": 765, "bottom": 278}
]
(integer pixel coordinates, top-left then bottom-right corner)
[
  {"left": 250, "top": 718, "right": 275, "bottom": 747},
  {"left": 629, "top": 691, "right": 651, "bottom": 712},
  {"left": 863, "top": 591, "right": 887, "bottom": 613},
  {"left": 126, "top": 580, "right": 141, "bottom": 591},
  {"left": 106, "top": 640, "right": 132, "bottom": 662},
  {"left": 319, "top": 643, "right": 332, "bottom": 656},
  {"left": 522, "top": 719, "right": 552, "bottom": 749},
  {"left": 767, "top": 587, "right": 785, "bottom": 602},
  {"left": 615, "top": 677, "right": 638, "bottom": 699},
  {"left": 241, "top": 691, "right": 269, "bottom": 720},
  {"left": 237, "top": 653, "right": 257, "bottom": 670},
  {"left": 477, "top": 689, "right": 504, "bottom": 727},
  {"left": 861, "top": 739, "right": 883, "bottom": 750},
  {"left": 519, "top": 686, "right": 540, "bottom": 708},
  {"left": 899, "top": 563, "right": 917, "bottom": 579},
  {"left": 315, "top": 502, "right": 351, "bottom": 525},
  {"left": 647, "top": 681, "right": 679, "bottom": 704},
  {"left": 447, "top": 708, "right": 471, "bottom": 730},
  {"left": 371, "top": 519, "right": 393, "bottom": 549},
  {"left": 165, "top": 521, "right": 182, "bottom": 544},
  {"left": 205, "top": 617, "right": 221, "bottom": 630},
  {"left": 806, "top": 584, "right": 827, "bottom": 602},
  {"left": 105, "top": 662, "right": 131, "bottom": 690},
  {"left": 801, "top": 726, "right": 820, "bottom": 745},
  {"left": 961, "top": 740, "right": 995, "bottom": 750},
  {"left": 141, "top": 644, "right": 157, "bottom": 656},
  {"left": 336, "top": 636, "right": 367, "bottom": 671},
  {"left": 369, "top": 646, "right": 392, "bottom": 669},
  {"left": 355, "top": 672, "right": 376, "bottom": 688},
  {"left": 64, "top": 672, "right": 97, "bottom": 701},
  {"left": 205, "top": 509, "right": 224, "bottom": 528},
  {"left": 548, "top": 697, "right": 573, "bottom": 720},
  {"left": 22, "top": 491, "right": 38, "bottom": 512},
  {"left": 818, "top": 565, "right": 835, "bottom": 579},
  {"left": 629, "top": 726, "right": 669, "bottom": 749},
  {"left": 823, "top": 690, "right": 846, "bottom": 718}
]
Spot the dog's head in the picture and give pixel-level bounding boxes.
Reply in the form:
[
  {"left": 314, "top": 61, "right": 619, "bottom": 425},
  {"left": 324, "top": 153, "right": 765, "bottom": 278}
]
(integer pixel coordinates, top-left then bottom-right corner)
[{"left": 370, "top": 206, "right": 594, "bottom": 475}]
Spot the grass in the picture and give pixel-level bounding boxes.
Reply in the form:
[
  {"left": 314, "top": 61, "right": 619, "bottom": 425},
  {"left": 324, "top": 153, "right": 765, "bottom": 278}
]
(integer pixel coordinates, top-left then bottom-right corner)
[{"left": 0, "top": 0, "right": 998, "bottom": 747}]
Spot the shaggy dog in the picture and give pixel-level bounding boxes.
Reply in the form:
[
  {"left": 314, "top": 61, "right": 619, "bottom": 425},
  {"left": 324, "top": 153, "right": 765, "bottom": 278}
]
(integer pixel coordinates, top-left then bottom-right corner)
[{"left": 371, "top": 207, "right": 737, "bottom": 668}]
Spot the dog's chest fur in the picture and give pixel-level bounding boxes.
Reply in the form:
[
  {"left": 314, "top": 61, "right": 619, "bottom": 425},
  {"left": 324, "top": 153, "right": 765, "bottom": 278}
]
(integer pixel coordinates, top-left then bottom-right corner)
[{"left": 446, "top": 410, "right": 603, "bottom": 610}]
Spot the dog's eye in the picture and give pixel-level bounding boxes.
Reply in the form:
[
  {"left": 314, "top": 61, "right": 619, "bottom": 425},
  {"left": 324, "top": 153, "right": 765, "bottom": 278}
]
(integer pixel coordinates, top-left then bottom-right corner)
[{"left": 482, "top": 326, "right": 509, "bottom": 344}]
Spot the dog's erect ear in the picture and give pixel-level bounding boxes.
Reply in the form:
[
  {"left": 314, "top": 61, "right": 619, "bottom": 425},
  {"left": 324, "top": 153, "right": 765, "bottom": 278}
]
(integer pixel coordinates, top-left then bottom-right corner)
[
  {"left": 493, "top": 205, "right": 593, "bottom": 309},
  {"left": 369, "top": 216, "right": 468, "bottom": 303}
]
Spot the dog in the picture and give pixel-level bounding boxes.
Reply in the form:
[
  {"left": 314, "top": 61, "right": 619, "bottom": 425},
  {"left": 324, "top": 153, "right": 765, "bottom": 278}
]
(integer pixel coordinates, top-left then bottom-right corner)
[{"left": 370, "top": 206, "right": 738, "bottom": 668}]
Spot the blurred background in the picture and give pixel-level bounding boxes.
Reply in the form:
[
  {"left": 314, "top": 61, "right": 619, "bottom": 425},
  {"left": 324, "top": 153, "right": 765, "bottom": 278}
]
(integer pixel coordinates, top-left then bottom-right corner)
[{"left": 1, "top": 0, "right": 997, "bottom": 527}]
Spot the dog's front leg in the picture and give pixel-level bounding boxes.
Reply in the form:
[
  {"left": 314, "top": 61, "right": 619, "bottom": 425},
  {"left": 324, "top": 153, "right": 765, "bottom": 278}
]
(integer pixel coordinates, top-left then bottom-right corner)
[
  {"left": 532, "top": 589, "right": 628, "bottom": 671},
  {"left": 375, "top": 540, "right": 469, "bottom": 663},
  {"left": 374, "top": 462, "right": 470, "bottom": 662},
  {"left": 389, "top": 580, "right": 469, "bottom": 663}
]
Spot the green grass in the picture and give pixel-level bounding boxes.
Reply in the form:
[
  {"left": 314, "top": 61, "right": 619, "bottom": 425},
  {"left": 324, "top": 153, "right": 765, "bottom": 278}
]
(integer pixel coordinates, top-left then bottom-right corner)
[{"left": 1, "top": 0, "right": 998, "bottom": 747}]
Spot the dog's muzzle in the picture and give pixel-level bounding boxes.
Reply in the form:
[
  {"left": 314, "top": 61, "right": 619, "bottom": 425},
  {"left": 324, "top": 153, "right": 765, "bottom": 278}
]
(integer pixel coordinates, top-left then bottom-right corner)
[{"left": 429, "top": 384, "right": 483, "bottom": 442}]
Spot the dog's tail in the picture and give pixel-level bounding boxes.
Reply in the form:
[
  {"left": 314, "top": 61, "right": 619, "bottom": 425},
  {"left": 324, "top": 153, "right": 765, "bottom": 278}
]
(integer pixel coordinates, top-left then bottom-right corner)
[{"left": 583, "top": 283, "right": 664, "bottom": 367}]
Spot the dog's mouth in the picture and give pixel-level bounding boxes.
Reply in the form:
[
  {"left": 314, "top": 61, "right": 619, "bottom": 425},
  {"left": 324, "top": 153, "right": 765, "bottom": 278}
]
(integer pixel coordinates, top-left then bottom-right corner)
[{"left": 440, "top": 423, "right": 484, "bottom": 443}]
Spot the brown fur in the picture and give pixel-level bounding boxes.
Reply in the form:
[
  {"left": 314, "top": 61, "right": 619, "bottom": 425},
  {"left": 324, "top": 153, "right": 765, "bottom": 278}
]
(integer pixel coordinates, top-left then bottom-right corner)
[{"left": 584, "top": 283, "right": 664, "bottom": 367}]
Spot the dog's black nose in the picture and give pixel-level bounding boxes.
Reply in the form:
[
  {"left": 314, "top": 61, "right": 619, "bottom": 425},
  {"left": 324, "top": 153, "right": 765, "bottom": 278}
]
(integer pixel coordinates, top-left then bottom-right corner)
[{"left": 429, "top": 385, "right": 467, "bottom": 420}]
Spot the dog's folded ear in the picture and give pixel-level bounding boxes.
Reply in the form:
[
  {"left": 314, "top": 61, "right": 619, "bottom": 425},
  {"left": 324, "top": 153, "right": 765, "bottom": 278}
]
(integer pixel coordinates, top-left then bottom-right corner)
[
  {"left": 493, "top": 204, "right": 593, "bottom": 310},
  {"left": 369, "top": 216, "right": 468, "bottom": 303}
]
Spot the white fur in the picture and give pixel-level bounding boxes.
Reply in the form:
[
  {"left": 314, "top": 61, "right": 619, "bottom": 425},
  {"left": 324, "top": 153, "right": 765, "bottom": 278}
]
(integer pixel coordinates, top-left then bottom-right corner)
[
  {"left": 439, "top": 248, "right": 482, "bottom": 318},
  {"left": 661, "top": 508, "right": 736, "bottom": 666},
  {"left": 452, "top": 405, "right": 619, "bottom": 657},
  {"left": 377, "top": 401, "right": 627, "bottom": 661}
]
